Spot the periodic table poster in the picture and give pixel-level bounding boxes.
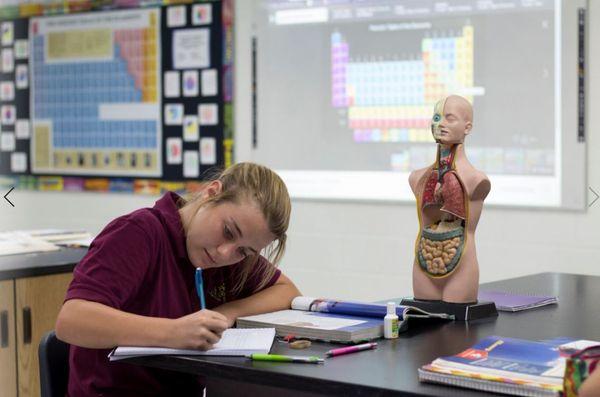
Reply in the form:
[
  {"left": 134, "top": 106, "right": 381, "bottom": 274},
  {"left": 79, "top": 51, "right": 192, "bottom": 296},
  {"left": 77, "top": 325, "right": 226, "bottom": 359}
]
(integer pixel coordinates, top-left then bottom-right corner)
[
  {"left": 30, "top": 8, "right": 162, "bottom": 177},
  {"left": 0, "top": 0, "right": 232, "bottom": 194}
]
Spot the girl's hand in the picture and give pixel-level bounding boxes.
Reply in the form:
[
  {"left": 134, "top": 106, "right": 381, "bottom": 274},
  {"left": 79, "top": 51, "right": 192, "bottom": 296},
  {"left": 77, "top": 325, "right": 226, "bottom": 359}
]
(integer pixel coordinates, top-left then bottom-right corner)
[{"left": 168, "top": 309, "right": 229, "bottom": 350}]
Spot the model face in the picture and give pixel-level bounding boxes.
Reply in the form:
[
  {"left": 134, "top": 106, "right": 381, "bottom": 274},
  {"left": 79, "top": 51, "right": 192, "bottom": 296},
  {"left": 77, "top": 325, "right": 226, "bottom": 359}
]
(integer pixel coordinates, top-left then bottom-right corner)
[
  {"left": 431, "top": 97, "right": 471, "bottom": 145},
  {"left": 184, "top": 199, "right": 275, "bottom": 269},
  {"left": 431, "top": 97, "right": 447, "bottom": 142}
]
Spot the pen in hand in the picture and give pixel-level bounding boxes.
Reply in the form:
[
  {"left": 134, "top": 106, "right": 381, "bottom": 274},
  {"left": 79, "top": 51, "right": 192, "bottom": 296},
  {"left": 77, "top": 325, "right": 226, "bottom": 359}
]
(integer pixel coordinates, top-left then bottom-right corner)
[{"left": 195, "top": 268, "right": 206, "bottom": 310}]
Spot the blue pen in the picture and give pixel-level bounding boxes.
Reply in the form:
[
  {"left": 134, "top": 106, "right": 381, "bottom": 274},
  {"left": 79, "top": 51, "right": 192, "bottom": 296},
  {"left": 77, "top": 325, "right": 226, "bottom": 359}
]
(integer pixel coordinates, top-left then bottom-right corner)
[{"left": 195, "top": 268, "right": 206, "bottom": 310}]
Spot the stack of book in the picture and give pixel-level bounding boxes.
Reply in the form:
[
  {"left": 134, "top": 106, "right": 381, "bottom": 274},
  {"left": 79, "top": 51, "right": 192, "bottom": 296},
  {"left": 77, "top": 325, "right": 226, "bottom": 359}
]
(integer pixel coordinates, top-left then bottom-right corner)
[{"left": 419, "top": 336, "right": 599, "bottom": 397}]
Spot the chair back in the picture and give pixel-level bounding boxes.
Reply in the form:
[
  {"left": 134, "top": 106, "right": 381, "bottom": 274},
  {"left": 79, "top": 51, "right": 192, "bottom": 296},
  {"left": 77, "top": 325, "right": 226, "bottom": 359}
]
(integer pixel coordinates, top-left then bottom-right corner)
[{"left": 38, "top": 330, "right": 70, "bottom": 397}]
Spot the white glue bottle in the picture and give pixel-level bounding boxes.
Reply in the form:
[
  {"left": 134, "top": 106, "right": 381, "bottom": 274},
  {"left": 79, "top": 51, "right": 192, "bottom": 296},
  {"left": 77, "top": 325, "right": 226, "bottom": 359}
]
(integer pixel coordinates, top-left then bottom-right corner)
[{"left": 384, "top": 301, "right": 399, "bottom": 339}]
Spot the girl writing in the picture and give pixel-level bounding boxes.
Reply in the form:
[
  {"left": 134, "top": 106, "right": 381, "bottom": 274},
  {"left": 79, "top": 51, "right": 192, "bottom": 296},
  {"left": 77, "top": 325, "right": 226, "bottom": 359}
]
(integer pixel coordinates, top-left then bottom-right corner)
[{"left": 56, "top": 162, "right": 301, "bottom": 396}]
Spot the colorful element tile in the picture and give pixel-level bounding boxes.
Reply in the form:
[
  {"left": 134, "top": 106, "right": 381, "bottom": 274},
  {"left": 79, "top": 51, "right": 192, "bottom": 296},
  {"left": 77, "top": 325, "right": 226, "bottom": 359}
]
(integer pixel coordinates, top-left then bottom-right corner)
[{"left": 331, "top": 26, "right": 474, "bottom": 144}]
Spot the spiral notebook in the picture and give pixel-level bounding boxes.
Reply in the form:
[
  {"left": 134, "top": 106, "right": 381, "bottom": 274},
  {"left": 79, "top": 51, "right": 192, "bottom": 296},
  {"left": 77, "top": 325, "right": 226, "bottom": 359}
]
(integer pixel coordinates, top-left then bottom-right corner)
[{"left": 477, "top": 290, "right": 558, "bottom": 312}]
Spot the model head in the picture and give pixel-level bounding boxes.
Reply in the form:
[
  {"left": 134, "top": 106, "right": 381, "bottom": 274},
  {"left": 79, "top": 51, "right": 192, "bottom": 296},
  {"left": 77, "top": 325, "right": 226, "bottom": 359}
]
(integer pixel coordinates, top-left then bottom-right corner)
[{"left": 431, "top": 95, "right": 473, "bottom": 145}]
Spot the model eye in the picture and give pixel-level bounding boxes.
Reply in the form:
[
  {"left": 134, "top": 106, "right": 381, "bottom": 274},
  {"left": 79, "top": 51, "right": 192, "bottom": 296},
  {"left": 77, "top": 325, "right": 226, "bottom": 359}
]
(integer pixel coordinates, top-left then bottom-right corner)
[
  {"left": 224, "top": 226, "right": 234, "bottom": 240},
  {"left": 433, "top": 114, "right": 441, "bottom": 122}
]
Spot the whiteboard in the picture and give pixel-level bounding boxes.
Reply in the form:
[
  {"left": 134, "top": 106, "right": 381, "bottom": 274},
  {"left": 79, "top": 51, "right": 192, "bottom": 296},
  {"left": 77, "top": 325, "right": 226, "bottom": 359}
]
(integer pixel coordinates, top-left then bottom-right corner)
[{"left": 252, "top": 0, "right": 587, "bottom": 209}]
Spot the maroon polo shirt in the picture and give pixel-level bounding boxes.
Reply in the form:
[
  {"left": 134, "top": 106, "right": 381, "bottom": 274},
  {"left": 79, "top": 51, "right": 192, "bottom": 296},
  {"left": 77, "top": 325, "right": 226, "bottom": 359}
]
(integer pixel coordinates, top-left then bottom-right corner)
[{"left": 65, "top": 192, "right": 281, "bottom": 397}]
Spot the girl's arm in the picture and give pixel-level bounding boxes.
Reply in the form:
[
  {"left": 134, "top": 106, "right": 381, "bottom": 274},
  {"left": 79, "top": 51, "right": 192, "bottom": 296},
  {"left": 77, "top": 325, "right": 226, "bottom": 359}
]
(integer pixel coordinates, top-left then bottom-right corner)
[
  {"left": 213, "top": 273, "right": 301, "bottom": 327},
  {"left": 55, "top": 299, "right": 228, "bottom": 350}
]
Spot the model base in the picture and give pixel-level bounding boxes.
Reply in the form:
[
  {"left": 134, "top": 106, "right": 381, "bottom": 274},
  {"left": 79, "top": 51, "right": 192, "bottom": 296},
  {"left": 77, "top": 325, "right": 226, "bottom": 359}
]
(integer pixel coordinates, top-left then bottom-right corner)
[{"left": 400, "top": 298, "right": 498, "bottom": 321}]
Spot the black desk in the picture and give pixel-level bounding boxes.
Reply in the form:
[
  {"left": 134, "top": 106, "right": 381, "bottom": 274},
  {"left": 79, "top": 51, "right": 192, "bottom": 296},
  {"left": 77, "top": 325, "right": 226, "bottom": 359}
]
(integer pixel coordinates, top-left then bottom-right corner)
[
  {"left": 122, "top": 272, "right": 600, "bottom": 396},
  {"left": 0, "top": 247, "right": 87, "bottom": 281}
]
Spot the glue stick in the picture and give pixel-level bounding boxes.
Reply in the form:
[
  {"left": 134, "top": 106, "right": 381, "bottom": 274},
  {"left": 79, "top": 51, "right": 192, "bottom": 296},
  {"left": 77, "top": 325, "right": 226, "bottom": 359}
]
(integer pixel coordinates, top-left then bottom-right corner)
[{"left": 384, "top": 301, "right": 399, "bottom": 339}]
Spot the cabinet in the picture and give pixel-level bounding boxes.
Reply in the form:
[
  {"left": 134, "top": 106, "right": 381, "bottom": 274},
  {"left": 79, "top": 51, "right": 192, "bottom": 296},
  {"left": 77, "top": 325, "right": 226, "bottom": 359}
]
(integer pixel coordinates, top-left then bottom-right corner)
[
  {"left": 0, "top": 279, "right": 17, "bottom": 397},
  {"left": 0, "top": 273, "right": 72, "bottom": 397}
]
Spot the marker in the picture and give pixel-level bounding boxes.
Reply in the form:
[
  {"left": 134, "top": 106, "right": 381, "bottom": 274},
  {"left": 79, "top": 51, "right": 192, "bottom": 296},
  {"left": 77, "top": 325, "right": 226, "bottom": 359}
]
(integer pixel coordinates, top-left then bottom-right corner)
[
  {"left": 246, "top": 353, "right": 324, "bottom": 364},
  {"left": 195, "top": 268, "right": 206, "bottom": 310},
  {"left": 325, "top": 342, "right": 378, "bottom": 358}
]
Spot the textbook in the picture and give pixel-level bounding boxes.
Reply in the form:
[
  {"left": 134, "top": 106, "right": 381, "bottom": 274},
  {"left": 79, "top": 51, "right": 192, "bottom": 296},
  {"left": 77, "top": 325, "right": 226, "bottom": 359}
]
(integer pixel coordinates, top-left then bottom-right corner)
[
  {"left": 478, "top": 290, "right": 558, "bottom": 312},
  {"left": 236, "top": 297, "right": 453, "bottom": 343},
  {"left": 109, "top": 328, "right": 275, "bottom": 361},
  {"left": 418, "top": 336, "right": 600, "bottom": 397}
]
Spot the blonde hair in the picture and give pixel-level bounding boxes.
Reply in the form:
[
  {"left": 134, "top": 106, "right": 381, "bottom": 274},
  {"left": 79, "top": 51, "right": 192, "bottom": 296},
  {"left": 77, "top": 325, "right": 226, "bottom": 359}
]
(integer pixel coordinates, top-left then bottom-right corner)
[{"left": 181, "top": 162, "right": 291, "bottom": 294}]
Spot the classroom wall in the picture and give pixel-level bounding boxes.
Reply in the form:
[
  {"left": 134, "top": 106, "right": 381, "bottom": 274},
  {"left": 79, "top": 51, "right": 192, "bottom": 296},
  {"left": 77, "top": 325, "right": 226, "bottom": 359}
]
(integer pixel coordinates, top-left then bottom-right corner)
[
  {"left": 234, "top": 0, "right": 600, "bottom": 300},
  {"left": 2, "top": 0, "right": 599, "bottom": 302}
]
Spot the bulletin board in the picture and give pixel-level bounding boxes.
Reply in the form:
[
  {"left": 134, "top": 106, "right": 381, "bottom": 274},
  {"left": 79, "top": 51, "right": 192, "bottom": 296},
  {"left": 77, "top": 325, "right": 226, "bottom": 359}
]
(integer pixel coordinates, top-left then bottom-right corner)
[{"left": 0, "top": 0, "right": 233, "bottom": 195}]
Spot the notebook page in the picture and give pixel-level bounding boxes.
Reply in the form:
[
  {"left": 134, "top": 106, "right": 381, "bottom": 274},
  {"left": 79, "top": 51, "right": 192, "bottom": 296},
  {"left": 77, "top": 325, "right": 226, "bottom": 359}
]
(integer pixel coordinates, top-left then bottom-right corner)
[
  {"left": 211, "top": 328, "right": 275, "bottom": 352},
  {"left": 110, "top": 328, "right": 275, "bottom": 360}
]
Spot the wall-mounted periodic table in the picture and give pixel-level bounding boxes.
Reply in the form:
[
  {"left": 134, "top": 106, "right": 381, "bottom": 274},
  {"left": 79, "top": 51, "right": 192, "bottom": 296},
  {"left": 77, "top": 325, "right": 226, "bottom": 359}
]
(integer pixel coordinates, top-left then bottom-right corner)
[{"left": 0, "top": 0, "right": 233, "bottom": 194}]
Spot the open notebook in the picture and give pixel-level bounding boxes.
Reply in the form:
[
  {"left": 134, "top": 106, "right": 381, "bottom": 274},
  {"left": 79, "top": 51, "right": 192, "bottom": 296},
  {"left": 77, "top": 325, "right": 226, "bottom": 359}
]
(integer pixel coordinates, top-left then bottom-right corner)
[{"left": 109, "top": 328, "right": 275, "bottom": 361}]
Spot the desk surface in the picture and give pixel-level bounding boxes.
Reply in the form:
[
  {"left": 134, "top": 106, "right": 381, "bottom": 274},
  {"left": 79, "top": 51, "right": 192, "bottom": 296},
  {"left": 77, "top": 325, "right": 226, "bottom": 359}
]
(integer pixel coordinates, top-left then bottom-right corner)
[
  {"left": 123, "top": 272, "right": 600, "bottom": 396},
  {"left": 0, "top": 247, "right": 87, "bottom": 280}
]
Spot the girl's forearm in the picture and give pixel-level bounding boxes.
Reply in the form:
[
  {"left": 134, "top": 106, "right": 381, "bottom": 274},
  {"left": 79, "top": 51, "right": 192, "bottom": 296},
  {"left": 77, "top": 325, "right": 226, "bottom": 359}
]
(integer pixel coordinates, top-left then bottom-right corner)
[
  {"left": 55, "top": 299, "right": 172, "bottom": 349},
  {"left": 214, "top": 281, "right": 301, "bottom": 325}
]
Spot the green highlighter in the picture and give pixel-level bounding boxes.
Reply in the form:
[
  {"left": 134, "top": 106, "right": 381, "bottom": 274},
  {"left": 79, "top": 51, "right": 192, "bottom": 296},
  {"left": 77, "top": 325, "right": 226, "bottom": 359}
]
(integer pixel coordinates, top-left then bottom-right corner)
[{"left": 246, "top": 353, "right": 324, "bottom": 364}]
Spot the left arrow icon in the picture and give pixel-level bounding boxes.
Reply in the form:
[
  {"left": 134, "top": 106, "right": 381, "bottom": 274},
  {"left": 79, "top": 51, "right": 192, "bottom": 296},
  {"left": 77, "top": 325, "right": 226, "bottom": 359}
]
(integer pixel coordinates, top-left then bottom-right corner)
[{"left": 4, "top": 187, "right": 15, "bottom": 207}]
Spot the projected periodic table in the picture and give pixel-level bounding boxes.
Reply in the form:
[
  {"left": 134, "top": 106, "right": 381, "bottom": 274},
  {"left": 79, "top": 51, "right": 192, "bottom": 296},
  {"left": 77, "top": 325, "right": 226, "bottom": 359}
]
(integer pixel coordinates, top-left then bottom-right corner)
[{"left": 332, "top": 26, "right": 474, "bottom": 145}]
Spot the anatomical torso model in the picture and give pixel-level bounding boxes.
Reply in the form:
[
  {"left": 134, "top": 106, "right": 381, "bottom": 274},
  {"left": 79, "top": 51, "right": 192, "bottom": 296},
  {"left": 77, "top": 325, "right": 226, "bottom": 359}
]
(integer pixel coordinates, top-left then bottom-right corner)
[{"left": 409, "top": 95, "right": 491, "bottom": 303}]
